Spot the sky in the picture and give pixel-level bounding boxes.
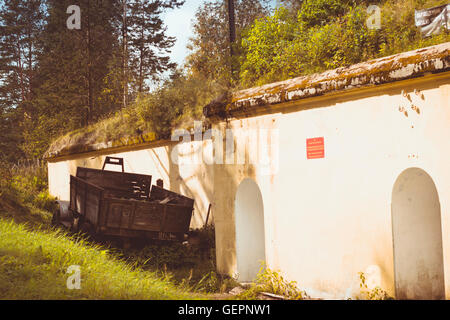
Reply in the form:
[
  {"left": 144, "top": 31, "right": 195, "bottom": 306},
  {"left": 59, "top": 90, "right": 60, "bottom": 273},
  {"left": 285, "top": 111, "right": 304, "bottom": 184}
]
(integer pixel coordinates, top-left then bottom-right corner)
[
  {"left": 162, "top": 0, "right": 278, "bottom": 67},
  {"left": 161, "top": 0, "right": 206, "bottom": 66}
]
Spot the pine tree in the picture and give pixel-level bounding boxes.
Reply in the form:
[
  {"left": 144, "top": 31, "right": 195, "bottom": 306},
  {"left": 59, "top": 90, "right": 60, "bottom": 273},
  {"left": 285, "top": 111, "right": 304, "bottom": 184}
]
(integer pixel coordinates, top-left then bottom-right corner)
[
  {"left": 121, "top": 0, "right": 184, "bottom": 99},
  {"left": 187, "top": 0, "right": 271, "bottom": 86},
  {"left": 0, "top": 0, "right": 44, "bottom": 160},
  {"left": 26, "top": 0, "right": 122, "bottom": 157}
]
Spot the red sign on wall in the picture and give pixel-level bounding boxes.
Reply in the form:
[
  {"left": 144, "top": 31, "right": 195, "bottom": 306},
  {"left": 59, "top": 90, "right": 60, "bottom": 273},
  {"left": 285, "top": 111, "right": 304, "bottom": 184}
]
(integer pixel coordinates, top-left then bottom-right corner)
[{"left": 306, "top": 137, "right": 325, "bottom": 159}]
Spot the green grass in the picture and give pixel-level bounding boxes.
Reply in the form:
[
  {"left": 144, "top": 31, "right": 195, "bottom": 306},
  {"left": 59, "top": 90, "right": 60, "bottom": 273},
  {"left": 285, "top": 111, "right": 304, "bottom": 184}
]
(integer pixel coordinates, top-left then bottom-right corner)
[
  {"left": 0, "top": 163, "right": 234, "bottom": 300},
  {"left": 0, "top": 164, "right": 55, "bottom": 227},
  {"left": 0, "top": 219, "right": 205, "bottom": 300},
  {"left": 116, "top": 226, "right": 240, "bottom": 295},
  {"left": 0, "top": 163, "right": 213, "bottom": 300}
]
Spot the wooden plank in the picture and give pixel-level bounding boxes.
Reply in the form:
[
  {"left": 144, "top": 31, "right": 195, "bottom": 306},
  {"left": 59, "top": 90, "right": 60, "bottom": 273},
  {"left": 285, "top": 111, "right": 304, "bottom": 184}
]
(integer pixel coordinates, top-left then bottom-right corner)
[
  {"left": 76, "top": 167, "right": 152, "bottom": 200},
  {"left": 69, "top": 175, "right": 104, "bottom": 225}
]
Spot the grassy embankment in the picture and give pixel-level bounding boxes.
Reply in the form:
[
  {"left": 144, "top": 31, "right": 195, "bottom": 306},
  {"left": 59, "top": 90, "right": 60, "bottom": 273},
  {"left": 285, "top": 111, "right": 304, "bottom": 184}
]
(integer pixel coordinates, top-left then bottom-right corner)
[
  {"left": 0, "top": 220, "right": 202, "bottom": 299},
  {"left": 0, "top": 163, "right": 206, "bottom": 299},
  {"left": 0, "top": 163, "right": 313, "bottom": 300}
]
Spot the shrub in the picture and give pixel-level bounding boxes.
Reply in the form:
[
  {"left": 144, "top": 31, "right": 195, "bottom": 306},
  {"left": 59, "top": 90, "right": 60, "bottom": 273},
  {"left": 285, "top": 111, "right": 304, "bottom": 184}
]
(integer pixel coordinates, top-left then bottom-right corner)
[
  {"left": 358, "top": 271, "right": 393, "bottom": 300},
  {"left": 237, "top": 264, "right": 307, "bottom": 300},
  {"left": 240, "top": 0, "right": 450, "bottom": 87},
  {"left": 0, "top": 162, "right": 55, "bottom": 226}
]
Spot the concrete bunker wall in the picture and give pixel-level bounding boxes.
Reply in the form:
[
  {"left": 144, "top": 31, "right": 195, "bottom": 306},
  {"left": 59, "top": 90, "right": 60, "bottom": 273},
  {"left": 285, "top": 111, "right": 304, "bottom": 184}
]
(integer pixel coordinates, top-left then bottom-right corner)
[
  {"left": 211, "top": 74, "right": 450, "bottom": 299},
  {"left": 48, "top": 72, "right": 450, "bottom": 299}
]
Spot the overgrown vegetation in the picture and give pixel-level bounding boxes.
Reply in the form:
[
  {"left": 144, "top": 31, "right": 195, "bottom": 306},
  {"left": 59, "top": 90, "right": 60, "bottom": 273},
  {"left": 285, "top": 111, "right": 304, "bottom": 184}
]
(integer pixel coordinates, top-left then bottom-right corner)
[
  {"left": 357, "top": 272, "right": 393, "bottom": 300},
  {"left": 236, "top": 264, "right": 307, "bottom": 300},
  {"left": 0, "top": 164, "right": 235, "bottom": 298},
  {"left": 0, "top": 164, "right": 221, "bottom": 299},
  {"left": 240, "top": 0, "right": 450, "bottom": 86},
  {"left": 46, "top": 0, "right": 450, "bottom": 156},
  {"left": 0, "top": 162, "right": 56, "bottom": 226},
  {"left": 0, "top": 0, "right": 184, "bottom": 160},
  {"left": 1, "top": 0, "right": 448, "bottom": 300},
  {"left": 0, "top": 219, "right": 203, "bottom": 299},
  {"left": 118, "top": 225, "right": 239, "bottom": 294},
  {"left": 1, "top": 0, "right": 448, "bottom": 160},
  {"left": 47, "top": 72, "right": 226, "bottom": 155}
]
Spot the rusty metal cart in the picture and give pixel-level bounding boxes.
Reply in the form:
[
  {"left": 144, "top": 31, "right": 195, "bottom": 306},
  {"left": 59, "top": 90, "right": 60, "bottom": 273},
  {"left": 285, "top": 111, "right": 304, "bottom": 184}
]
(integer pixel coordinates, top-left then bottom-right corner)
[{"left": 53, "top": 157, "right": 194, "bottom": 242}]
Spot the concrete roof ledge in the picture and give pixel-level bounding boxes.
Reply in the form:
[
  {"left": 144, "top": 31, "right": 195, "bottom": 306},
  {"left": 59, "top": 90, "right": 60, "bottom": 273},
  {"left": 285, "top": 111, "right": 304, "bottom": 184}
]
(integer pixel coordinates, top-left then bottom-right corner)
[
  {"left": 203, "top": 42, "right": 450, "bottom": 118},
  {"left": 46, "top": 43, "right": 450, "bottom": 160}
]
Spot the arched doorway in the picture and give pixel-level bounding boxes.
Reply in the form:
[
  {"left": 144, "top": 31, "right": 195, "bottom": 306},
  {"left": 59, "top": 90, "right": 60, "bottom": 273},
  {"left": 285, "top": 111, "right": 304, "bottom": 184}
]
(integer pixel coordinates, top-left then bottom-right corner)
[
  {"left": 392, "top": 168, "right": 445, "bottom": 299},
  {"left": 235, "top": 178, "right": 266, "bottom": 282}
]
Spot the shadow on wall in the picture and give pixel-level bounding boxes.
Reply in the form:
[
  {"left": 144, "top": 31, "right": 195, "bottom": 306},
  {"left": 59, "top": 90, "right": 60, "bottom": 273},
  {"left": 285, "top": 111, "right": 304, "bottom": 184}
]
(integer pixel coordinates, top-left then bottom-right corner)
[
  {"left": 166, "top": 142, "right": 215, "bottom": 228},
  {"left": 68, "top": 157, "right": 104, "bottom": 176},
  {"left": 210, "top": 119, "right": 274, "bottom": 278}
]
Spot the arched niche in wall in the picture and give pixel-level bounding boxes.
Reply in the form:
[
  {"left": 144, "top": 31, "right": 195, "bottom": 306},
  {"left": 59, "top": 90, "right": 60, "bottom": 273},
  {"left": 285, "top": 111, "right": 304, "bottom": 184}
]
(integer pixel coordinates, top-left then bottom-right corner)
[
  {"left": 235, "top": 178, "right": 266, "bottom": 282},
  {"left": 391, "top": 167, "right": 445, "bottom": 299}
]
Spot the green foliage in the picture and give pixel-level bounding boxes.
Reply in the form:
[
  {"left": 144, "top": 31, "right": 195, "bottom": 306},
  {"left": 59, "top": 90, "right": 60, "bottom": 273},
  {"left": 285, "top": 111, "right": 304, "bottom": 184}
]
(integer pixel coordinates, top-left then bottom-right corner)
[
  {"left": 377, "top": 0, "right": 450, "bottom": 56},
  {"left": 0, "top": 0, "right": 185, "bottom": 162},
  {"left": 297, "top": 0, "right": 350, "bottom": 27},
  {"left": 135, "top": 74, "right": 204, "bottom": 139},
  {"left": 0, "top": 0, "right": 44, "bottom": 160},
  {"left": 121, "top": 226, "right": 215, "bottom": 270},
  {"left": 0, "top": 108, "right": 25, "bottom": 163},
  {"left": 127, "top": 0, "right": 185, "bottom": 93},
  {"left": 0, "top": 162, "right": 56, "bottom": 226},
  {"left": 115, "top": 225, "right": 236, "bottom": 294},
  {"left": 4, "top": 0, "right": 450, "bottom": 164},
  {"left": 240, "top": 0, "right": 450, "bottom": 87},
  {"left": 49, "top": 71, "right": 225, "bottom": 152},
  {"left": 187, "top": 0, "right": 271, "bottom": 86},
  {"left": 0, "top": 162, "right": 216, "bottom": 299},
  {"left": 0, "top": 219, "right": 201, "bottom": 299},
  {"left": 240, "top": 7, "right": 298, "bottom": 85},
  {"left": 124, "top": 242, "right": 202, "bottom": 269},
  {"left": 237, "top": 263, "right": 306, "bottom": 300},
  {"left": 358, "top": 272, "right": 393, "bottom": 300},
  {"left": 176, "top": 269, "right": 237, "bottom": 294}
]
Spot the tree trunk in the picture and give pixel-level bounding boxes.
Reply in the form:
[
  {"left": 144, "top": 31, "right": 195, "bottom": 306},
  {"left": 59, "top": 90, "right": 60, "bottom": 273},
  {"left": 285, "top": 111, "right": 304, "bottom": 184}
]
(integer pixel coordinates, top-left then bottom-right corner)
[
  {"left": 86, "top": 0, "right": 93, "bottom": 125},
  {"left": 227, "top": 0, "right": 236, "bottom": 83},
  {"left": 122, "top": 0, "right": 128, "bottom": 108}
]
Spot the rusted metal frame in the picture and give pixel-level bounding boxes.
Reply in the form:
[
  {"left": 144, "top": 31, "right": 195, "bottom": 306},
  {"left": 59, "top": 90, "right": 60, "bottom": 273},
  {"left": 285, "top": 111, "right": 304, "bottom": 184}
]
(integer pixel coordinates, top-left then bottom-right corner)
[
  {"left": 204, "top": 203, "right": 211, "bottom": 228},
  {"left": 102, "top": 156, "right": 124, "bottom": 172}
]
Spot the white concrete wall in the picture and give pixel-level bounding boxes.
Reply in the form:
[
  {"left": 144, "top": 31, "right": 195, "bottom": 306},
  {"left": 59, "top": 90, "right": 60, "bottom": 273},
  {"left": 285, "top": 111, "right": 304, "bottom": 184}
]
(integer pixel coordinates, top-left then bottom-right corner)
[
  {"left": 48, "top": 73, "right": 450, "bottom": 299},
  {"left": 210, "top": 74, "right": 450, "bottom": 299}
]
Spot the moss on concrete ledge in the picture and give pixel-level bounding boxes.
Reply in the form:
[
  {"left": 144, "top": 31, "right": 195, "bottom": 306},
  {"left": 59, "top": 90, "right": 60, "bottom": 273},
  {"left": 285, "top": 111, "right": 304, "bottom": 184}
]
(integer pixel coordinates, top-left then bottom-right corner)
[
  {"left": 203, "top": 43, "right": 450, "bottom": 119},
  {"left": 47, "top": 43, "right": 450, "bottom": 160},
  {"left": 45, "top": 130, "right": 158, "bottom": 160}
]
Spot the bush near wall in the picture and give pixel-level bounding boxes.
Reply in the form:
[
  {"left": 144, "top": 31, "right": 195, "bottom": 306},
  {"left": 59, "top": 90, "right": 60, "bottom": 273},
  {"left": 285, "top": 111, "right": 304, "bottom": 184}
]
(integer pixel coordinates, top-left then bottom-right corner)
[
  {"left": 0, "top": 162, "right": 56, "bottom": 226},
  {"left": 240, "top": 0, "right": 450, "bottom": 87}
]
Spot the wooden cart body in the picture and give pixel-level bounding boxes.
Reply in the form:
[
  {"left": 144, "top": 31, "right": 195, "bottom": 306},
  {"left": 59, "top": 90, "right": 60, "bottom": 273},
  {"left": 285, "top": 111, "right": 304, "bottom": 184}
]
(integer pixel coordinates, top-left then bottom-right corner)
[{"left": 69, "top": 166, "right": 194, "bottom": 241}]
